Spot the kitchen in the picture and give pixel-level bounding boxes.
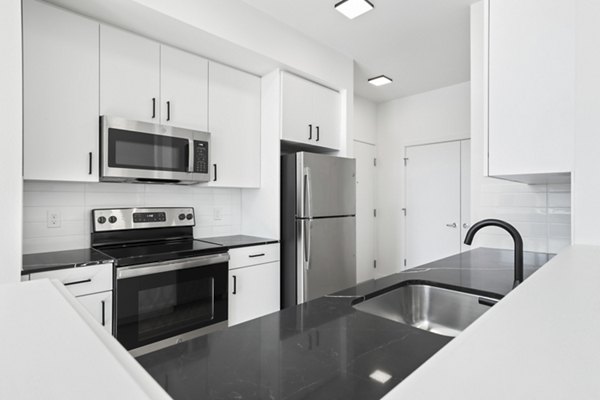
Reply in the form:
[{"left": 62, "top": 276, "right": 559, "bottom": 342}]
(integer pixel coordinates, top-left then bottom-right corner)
[{"left": 1, "top": 0, "right": 600, "bottom": 399}]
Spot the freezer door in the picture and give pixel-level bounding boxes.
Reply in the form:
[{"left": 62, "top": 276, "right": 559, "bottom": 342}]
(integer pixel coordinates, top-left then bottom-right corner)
[
  {"left": 297, "top": 216, "right": 356, "bottom": 303},
  {"left": 297, "top": 152, "right": 356, "bottom": 218}
]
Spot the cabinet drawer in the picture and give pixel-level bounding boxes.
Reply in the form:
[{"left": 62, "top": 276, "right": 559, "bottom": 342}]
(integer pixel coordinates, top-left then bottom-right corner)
[
  {"left": 30, "top": 263, "right": 113, "bottom": 297},
  {"left": 229, "top": 243, "right": 279, "bottom": 270}
]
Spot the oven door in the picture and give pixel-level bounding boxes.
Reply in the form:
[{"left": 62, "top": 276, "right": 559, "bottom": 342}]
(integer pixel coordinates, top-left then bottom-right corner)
[
  {"left": 116, "top": 253, "right": 228, "bottom": 356},
  {"left": 100, "top": 116, "right": 210, "bottom": 184}
]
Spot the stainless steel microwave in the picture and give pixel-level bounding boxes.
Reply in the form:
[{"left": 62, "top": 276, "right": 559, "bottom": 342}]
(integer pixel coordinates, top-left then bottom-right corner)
[{"left": 100, "top": 116, "right": 210, "bottom": 184}]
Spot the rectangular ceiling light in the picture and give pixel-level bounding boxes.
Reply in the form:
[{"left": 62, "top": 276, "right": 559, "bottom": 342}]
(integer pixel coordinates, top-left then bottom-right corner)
[
  {"left": 335, "top": 0, "right": 374, "bottom": 20},
  {"left": 368, "top": 75, "right": 392, "bottom": 86}
]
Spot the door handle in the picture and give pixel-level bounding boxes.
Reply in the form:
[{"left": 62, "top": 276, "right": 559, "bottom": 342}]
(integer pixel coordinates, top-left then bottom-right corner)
[
  {"left": 308, "top": 124, "right": 313, "bottom": 140},
  {"left": 88, "top": 152, "right": 93, "bottom": 175},
  {"left": 152, "top": 98, "right": 156, "bottom": 119},
  {"left": 316, "top": 126, "right": 320, "bottom": 142},
  {"left": 304, "top": 167, "right": 312, "bottom": 218},
  {"left": 213, "top": 164, "right": 217, "bottom": 182},
  {"left": 446, "top": 223, "right": 457, "bottom": 228},
  {"left": 101, "top": 300, "right": 106, "bottom": 326},
  {"left": 166, "top": 101, "right": 171, "bottom": 121},
  {"left": 304, "top": 219, "right": 312, "bottom": 270},
  {"left": 232, "top": 275, "right": 237, "bottom": 295},
  {"left": 187, "top": 139, "right": 194, "bottom": 173}
]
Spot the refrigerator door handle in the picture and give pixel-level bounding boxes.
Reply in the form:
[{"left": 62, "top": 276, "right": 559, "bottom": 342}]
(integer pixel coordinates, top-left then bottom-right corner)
[
  {"left": 304, "top": 167, "right": 312, "bottom": 218},
  {"left": 304, "top": 219, "right": 311, "bottom": 270}
]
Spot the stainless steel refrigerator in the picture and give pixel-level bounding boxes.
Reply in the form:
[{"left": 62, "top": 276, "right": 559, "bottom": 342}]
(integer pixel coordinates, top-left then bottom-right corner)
[{"left": 281, "top": 152, "right": 356, "bottom": 308}]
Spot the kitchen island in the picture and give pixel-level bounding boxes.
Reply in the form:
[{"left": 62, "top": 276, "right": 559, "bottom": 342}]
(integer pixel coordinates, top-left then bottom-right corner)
[{"left": 136, "top": 248, "right": 552, "bottom": 400}]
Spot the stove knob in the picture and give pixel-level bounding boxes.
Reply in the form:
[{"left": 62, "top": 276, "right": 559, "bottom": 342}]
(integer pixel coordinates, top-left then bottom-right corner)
[
  {"left": 186, "top": 213, "right": 193, "bottom": 220},
  {"left": 178, "top": 213, "right": 186, "bottom": 221},
  {"left": 108, "top": 216, "right": 117, "bottom": 224},
  {"left": 97, "top": 216, "right": 106, "bottom": 224}
]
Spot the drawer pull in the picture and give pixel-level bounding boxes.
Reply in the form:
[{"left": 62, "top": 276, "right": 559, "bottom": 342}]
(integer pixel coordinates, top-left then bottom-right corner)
[
  {"left": 249, "top": 253, "right": 265, "bottom": 258},
  {"left": 101, "top": 300, "right": 106, "bottom": 326},
  {"left": 63, "top": 278, "right": 92, "bottom": 287},
  {"left": 232, "top": 275, "right": 237, "bottom": 295}
]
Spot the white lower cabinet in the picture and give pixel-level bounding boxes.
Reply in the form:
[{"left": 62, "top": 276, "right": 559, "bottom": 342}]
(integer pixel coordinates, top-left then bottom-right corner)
[
  {"left": 29, "top": 263, "right": 114, "bottom": 334},
  {"left": 228, "top": 244, "right": 280, "bottom": 326},
  {"left": 77, "top": 291, "right": 113, "bottom": 334}
]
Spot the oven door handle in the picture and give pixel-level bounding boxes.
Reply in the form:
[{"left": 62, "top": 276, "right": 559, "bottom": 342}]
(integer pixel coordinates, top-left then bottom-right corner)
[{"left": 116, "top": 253, "right": 229, "bottom": 279}]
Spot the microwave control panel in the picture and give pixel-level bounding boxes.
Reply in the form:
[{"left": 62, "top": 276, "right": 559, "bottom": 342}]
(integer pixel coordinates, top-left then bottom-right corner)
[{"left": 193, "top": 141, "right": 209, "bottom": 173}]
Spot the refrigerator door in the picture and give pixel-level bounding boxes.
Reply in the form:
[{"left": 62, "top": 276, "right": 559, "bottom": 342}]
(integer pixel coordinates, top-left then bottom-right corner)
[
  {"left": 296, "top": 152, "right": 356, "bottom": 218},
  {"left": 297, "top": 216, "right": 356, "bottom": 303}
]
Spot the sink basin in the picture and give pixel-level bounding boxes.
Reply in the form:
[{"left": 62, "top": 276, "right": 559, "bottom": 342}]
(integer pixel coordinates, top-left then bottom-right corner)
[{"left": 353, "top": 283, "right": 499, "bottom": 337}]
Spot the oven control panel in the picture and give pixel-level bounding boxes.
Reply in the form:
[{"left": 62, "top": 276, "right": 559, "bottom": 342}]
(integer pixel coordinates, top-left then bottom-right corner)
[{"left": 93, "top": 208, "right": 195, "bottom": 232}]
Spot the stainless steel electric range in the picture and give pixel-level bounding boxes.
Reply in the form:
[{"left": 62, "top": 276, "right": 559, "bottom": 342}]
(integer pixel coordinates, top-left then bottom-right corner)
[{"left": 91, "top": 207, "right": 229, "bottom": 357}]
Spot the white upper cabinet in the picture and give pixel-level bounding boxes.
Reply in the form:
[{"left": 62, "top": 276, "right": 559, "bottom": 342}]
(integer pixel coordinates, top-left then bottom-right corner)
[
  {"left": 100, "top": 25, "right": 160, "bottom": 123},
  {"left": 281, "top": 72, "right": 341, "bottom": 150},
  {"left": 208, "top": 62, "right": 261, "bottom": 188},
  {"left": 23, "top": 0, "right": 100, "bottom": 182},
  {"left": 160, "top": 46, "right": 208, "bottom": 131},
  {"left": 487, "top": 0, "right": 575, "bottom": 182}
]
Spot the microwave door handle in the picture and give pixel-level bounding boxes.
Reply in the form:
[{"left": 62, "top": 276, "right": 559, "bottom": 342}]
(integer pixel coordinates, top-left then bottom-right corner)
[{"left": 187, "top": 139, "right": 194, "bottom": 173}]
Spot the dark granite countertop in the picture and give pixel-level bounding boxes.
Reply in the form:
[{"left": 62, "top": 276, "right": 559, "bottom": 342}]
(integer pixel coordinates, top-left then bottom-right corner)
[
  {"left": 198, "top": 235, "right": 278, "bottom": 249},
  {"left": 22, "top": 248, "right": 114, "bottom": 275},
  {"left": 136, "top": 248, "right": 553, "bottom": 400}
]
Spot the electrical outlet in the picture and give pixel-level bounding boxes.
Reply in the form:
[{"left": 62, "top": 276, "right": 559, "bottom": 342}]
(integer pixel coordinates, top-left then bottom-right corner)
[
  {"left": 213, "top": 207, "right": 223, "bottom": 221},
  {"left": 47, "top": 211, "right": 61, "bottom": 228}
]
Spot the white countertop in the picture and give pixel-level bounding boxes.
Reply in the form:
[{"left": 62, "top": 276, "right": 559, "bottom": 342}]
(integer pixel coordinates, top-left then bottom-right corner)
[
  {"left": 0, "top": 279, "right": 171, "bottom": 400},
  {"left": 383, "top": 245, "right": 600, "bottom": 399}
]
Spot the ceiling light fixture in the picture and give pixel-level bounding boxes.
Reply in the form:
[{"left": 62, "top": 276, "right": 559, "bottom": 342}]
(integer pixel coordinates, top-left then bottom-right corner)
[
  {"left": 334, "top": 0, "right": 374, "bottom": 20},
  {"left": 369, "top": 369, "right": 392, "bottom": 384},
  {"left": 368, "top": 75, "right": 392, "bottom": 86}
]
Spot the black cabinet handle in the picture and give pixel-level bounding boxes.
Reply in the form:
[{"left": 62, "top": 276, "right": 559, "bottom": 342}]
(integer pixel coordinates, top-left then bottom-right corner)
[
  {"left": 88, "top": 152, "right": 93, "bottom": 175},
  {"left": 166, "top": 101, "right": 171, "bottom": 121},
  {"left": 316, "top": 126, "right": 320, "bottom": 142},
  {"left": 64, "top": 278, "right": 92, "bottom": 287},
  {"left": 232, "top": 275, "right": 237, "bottom": 295},
  {"left": 101, "top": 300, "right": 106, "bottom": 326},
  {"left": 249, "top": 253, "right": 265, "bottom": 258},
  {"left": 478, "top": 298, "right": 499, "bottom": 307},
  {"left": 152, "top": 98, "right": 156, "bottom": 119},
  {"left": 308, "top": 124, "right": 312, "bottom": 140},
  {"left": 213, "top": 164, "right": 217, "bottom": 182}
]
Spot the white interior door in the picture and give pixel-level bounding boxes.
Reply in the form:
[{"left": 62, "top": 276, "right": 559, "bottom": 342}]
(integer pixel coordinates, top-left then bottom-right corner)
[
  {"left": 355, "top": 141, "right": 377, "bottom": 282},
  {"left": 460, "top": 140, "right": 472, "bottom": 252},
  {"left": 405, "top": 141, "right": 461, "bottom": 268}
]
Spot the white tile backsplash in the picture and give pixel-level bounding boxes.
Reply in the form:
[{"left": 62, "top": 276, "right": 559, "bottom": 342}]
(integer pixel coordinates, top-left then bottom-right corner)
[
  {"left": 23, "top": 181, "right": 242, "bottom": 254},
  {"left": 472, "top": 179, "right": 572, "bottom": 254}
]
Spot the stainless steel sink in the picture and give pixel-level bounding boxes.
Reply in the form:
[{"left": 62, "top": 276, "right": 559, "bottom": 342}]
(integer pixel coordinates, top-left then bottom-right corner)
[{"left": 353, "top": 284, "right": 499, "bottom": 337}]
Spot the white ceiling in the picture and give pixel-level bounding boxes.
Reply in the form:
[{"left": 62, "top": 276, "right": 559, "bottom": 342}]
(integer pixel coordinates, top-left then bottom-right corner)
[{"left": 241, "top": 0, "right": 478, "bottom": 103}]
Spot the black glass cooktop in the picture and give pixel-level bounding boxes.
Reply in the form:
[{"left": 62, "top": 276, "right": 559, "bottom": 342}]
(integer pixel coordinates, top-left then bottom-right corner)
[{"left": 96, "top": 239, "right": 225, "bottom": 267}]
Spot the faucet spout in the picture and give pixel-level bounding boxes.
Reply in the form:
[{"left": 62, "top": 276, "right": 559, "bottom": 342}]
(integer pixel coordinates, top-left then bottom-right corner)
[{"left": 464, "top": 219, "right": 524, "bottom": 288}]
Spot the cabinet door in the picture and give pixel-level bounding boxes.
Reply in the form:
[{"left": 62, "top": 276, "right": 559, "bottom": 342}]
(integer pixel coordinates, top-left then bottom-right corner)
[
  {"left": 460, "top": 140, "right": 472, "bottom": 252},
  {"left": 160, "top": 45, "right": 208, "bottom": 131},
  {"left": 208, "top": 62, "right": 261, "bottom": 188},
  {"left": 23, "top": 0, "right": 99, "bottom": 182},
  {"left": 281, "top": 72, "right": 316, "bottom": 146},
  {"left": 77, "top": 291, "right": 113, "bottom": 334},
  {"left": 100, "top": 25, "right": 160, "bottom": 123},
  {"left": 313, "top": 84, "right": 341, "bottom": 150},
  {"left": 228, "top": 261, "right": 280, "bottom": 326},
  {"left": 488, "top": 0, "right": 575, "bottom": 177},
  {"left": 405, "top": 141, "right": 462, "bottom": 269}
]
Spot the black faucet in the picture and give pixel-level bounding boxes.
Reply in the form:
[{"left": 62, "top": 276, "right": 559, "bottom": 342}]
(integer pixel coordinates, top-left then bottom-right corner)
[{"left": 463, "top": 219, "right": 524, "bottom": 288}]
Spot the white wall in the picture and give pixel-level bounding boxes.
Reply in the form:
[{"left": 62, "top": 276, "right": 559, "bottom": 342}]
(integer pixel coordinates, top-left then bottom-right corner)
[
  {"left": 470, "top": 1, "right": 571, "bottom": 255},
  {"left": 376, "top": 82, "right": 470, "bottom": 275},
  {"left": 23, "top": 182, "right": 242, "bottom": 254},
  {"left": 0, "top": 0, "right": 23, "bottom": 283},
  {"left": 354, "top": 96, "right": 377, "bottom": 145}
]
